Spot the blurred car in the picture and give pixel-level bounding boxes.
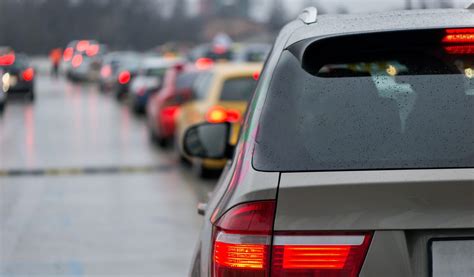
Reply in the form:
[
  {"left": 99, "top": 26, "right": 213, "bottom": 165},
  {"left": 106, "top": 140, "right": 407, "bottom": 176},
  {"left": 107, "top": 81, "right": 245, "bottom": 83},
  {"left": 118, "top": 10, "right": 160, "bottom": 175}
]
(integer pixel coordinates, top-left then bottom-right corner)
[
  {"left": 185, "top": 8, "right": 474, "bottom": 277},
  {"left": 63, "top": 40, "right": 106, "bottom": 82},
  {"left": 0, "top": 49, "right": 35, "bottom": 101},
  {"left": 232, "top": 43, "right": 271, "bottom": 62},
  {"left": 99, "top": 51, "right": 135, "bottom": 92},
  {"left": 112, "top": 54, "right": 143, "bottom": 100},
  {"left": 176, "top": 63, "right": 262, "bottom": 177},
  {"left": 128, "top": 57, "right": 181, "bottom": 114},
  {"left": 146, "top": 64, "right": 200, "bottom": 147},
  {"left": 187, "top": 43, "right": 234, "bottom": 64}
]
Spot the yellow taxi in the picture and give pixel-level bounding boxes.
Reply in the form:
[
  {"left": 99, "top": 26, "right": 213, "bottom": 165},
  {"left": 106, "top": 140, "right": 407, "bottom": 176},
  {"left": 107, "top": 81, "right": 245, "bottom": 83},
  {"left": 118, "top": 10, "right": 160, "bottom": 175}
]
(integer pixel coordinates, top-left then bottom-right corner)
[{"left": 176, "top": 63, "right": 262, "bottom": 177}]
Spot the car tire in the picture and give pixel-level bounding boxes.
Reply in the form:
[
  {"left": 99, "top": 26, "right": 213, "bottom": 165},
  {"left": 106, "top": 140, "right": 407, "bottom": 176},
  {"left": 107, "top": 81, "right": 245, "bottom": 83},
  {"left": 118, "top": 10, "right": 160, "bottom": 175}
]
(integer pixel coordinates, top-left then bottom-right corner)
[{"left": 28, "top": 91, "right": 35, "bottom": 102}]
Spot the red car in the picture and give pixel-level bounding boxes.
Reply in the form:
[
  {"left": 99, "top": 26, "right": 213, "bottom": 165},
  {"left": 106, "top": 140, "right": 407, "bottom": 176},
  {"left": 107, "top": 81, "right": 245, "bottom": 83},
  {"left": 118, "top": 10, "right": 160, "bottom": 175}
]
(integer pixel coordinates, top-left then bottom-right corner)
[{"left": 146, "top": 64, "right": 200, "bottom": 147}]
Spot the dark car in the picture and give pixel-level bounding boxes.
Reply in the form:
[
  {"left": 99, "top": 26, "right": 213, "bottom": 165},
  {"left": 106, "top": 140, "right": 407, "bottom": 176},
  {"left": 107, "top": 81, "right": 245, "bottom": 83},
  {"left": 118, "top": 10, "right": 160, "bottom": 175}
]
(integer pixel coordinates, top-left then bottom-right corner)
[
  {"left": 184, "top": 7, "right": 474, "bottom": 277},
  {"left": 0, "top": 49, "right": 35, "bottom": 101}
]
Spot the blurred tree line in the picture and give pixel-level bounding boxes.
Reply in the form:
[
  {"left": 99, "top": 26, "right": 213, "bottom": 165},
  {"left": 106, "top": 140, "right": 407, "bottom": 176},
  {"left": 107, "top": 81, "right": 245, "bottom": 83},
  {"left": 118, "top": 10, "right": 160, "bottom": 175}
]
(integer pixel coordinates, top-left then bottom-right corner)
[{"left": 0, "top": 0, "right": 209, "bottom": 54}]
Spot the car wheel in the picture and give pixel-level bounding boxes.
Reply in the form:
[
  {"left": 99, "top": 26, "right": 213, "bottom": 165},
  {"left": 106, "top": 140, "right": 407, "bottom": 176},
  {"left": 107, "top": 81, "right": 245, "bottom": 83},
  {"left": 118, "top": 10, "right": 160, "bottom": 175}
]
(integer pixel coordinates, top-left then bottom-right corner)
[{"left": 28, "top": 91, "right": 35, "bottom": 102}]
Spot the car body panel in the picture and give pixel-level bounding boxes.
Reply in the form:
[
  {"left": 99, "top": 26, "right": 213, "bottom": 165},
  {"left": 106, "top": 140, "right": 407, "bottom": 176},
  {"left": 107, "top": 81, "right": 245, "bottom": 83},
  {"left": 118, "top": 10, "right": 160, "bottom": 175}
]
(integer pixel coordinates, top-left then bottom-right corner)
[
  {"left": 286, "top": 9, "right": 474, "bottom": 47},
  {"left": 275, "top": 169, "right": 474, "bottom": 230}
]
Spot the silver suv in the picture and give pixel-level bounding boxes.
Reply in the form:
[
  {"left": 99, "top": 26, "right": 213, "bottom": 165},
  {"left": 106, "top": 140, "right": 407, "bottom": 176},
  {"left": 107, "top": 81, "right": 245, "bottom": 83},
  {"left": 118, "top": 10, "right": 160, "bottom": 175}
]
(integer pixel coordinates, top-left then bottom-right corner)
[{"left": 184, "top": 6, "right": 474, "bottom": 277}]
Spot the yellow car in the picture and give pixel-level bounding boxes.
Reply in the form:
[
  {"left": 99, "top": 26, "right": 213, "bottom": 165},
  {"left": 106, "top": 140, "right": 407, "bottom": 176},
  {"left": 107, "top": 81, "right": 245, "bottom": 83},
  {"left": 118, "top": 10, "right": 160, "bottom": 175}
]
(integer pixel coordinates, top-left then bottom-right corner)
[{"left": 176, "top": 63, "right": 263, "bottom": 177}]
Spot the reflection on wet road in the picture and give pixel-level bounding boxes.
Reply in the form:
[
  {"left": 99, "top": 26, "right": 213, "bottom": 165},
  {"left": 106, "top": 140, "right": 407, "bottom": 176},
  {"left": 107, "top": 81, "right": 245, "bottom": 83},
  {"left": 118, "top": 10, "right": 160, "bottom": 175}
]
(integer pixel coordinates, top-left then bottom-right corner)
[{"left": 0, "top": 74, "right": 215, "bottom": 276}]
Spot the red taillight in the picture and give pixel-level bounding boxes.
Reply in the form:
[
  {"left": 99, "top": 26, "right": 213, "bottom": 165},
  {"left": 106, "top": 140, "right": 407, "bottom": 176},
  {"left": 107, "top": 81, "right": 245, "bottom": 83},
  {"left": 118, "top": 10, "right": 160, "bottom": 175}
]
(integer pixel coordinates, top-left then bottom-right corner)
[
  {"left": 161, "top": 105, "right": 179, "bottom": 118},
  {"left": 63, "top": 47, "right": 74, "bottom": 62},
  {"left": 444, "top": 45, "right": 474, "bottom": 55},
  {"left": 253, "top": 70, "right": 261, "bottom": 80},
  {"left": 211, "top": 201, "right": 372, "bottom": 277},
  {"left": 71, "top": 54, "right": 83, "bottom": 68},
  {"left": 101, "top": 65, "right": 112, "bottom": 78},
  {"left": 443, "top": 28, "right": 474, "bottom": 44},
  {"left": 118, "top": 71, "right": 131, "bottom": 85},
  {"left": 212, "top": 201, "right": 276, "bottom": 277},
  {"left": 206, "top": 106, "right": 241, "bottom": 124},
  {"left": 195, "top": 58, "right": 214, "bottom": 70},
  {"left": 22, "top": 68, "right": 35, "bottom": 82},
  {"left": 271, "top": 234, "right": 372, "bottom": 277},
  {"left": 76, "top": 40, "right": 90, "bottom": 52},
  {"left": 86, "top": 44, "right": 100, "bottom": 57},
  {"left": 0, "top": 52, "right": 15, "bottom": 66}
]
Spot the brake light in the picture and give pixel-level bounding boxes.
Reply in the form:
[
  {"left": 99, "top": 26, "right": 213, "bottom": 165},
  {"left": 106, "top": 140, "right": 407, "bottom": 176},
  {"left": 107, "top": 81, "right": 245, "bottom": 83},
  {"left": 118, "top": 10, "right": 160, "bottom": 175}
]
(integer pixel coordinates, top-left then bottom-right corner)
[
  {"left": 71, "top": 54, "right": 83, "bottom": 68},
  {"left": 253, "top": 70, "right": 260, "bottom": 80},
  {"left": 63, "top": 47, "right": 74, "bottom": 62},
  {"left": 195, "top": 58, "right": 214, "bottom": 70},
  {"left": 443, "top": 28, "right": 474, "bottom": 44},
  {"left": 76, "top": 40, "right": 90, "bottom": 52},
  {"left": 118, "top": 71, "right": 131, "bottom": 85},
  {"left": 86, "top": 44, "right": 100, "bottom": 57},
  {"left": 272, "top": 233, "right": 372, "bottom": 277},
  {"left": 0, "top": 52, "right": 15, "bottom": 66},
  {"left": 22, "top": 68, "right": 35, "bottom": 81},
  {"left": 162, "top": 105, "right": 179, "bottom": 118},
  {"left": 206, "top": 106, "right": 241, "bottom": 124},
  {"left": 212, "top": 201, "right": 276, "bottom": 277},
  {"left": 444, "top": 45, "right": 474, "bottom": 55},
  {"left": 211, "top": 201, "right": 372, "bottom": 277}
]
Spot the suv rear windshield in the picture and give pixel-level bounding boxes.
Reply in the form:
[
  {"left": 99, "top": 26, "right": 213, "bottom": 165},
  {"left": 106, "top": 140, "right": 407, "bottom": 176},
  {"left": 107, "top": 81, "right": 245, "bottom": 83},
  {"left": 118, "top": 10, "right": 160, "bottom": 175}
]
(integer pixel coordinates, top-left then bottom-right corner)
[
  {"left": 254, "top": 37, "right": 474, "bottom": 171},
  {"left": 220, "top": 77, "right": 257, "bottom": 101}
]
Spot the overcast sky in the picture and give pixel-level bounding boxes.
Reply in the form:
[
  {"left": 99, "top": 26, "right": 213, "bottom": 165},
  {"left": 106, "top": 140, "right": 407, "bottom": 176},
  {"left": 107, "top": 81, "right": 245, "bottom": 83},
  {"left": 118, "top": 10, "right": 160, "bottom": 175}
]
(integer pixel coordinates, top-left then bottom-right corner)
[{"left": 186, "top": 0, "right": 472, "bottom": 21}]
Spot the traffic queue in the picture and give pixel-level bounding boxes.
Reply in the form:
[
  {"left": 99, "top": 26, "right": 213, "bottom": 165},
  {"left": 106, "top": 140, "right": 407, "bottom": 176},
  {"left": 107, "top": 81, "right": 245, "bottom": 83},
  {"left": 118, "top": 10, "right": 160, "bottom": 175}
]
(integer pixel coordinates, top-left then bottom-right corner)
[{"left": 0, "top": 38, "right": 269, "bottom": 179}]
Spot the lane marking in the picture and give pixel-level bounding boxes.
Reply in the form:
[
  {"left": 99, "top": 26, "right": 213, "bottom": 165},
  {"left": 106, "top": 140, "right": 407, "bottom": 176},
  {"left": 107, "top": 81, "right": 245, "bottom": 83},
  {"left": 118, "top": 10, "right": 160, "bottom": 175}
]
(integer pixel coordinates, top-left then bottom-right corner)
[{"left": 0, "top": 165, "right": 175, "bottom": 177}]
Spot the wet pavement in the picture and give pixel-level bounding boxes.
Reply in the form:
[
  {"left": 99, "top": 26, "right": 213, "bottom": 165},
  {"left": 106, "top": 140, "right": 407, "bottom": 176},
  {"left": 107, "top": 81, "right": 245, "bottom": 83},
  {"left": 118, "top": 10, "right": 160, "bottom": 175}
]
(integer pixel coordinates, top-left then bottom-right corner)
[{"left": 0, "top": 73, "right": 215, "bottom": 276}]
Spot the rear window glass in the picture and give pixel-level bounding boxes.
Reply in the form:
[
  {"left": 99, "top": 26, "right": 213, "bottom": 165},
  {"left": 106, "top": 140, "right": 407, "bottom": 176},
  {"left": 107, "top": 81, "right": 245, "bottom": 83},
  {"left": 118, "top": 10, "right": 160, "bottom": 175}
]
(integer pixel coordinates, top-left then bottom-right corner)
[
  {"left": 192, "top": 72, "right": 213, "bottom": 100},
  {"left": 145, "top": 68, "right": 166, "bottom": 77},
  {"left": 254, "top": 39, "right": 474, "bottom": 171},
  {"left": 220, "top": 77, "right": 257, "bottom": 101},
  {"left": 176, "top": 72, "right": 199, "bottom": 90}
]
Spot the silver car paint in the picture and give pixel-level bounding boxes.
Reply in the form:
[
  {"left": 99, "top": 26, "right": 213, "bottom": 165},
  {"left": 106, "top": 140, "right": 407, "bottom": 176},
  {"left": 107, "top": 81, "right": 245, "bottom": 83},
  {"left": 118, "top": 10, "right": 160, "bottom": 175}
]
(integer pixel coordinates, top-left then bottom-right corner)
[
  {"left": 191, "top": 8, "right": 474, "bottom": 276},
  {"left": 275, "top": 169, "right": 474, "bottom": 230}
]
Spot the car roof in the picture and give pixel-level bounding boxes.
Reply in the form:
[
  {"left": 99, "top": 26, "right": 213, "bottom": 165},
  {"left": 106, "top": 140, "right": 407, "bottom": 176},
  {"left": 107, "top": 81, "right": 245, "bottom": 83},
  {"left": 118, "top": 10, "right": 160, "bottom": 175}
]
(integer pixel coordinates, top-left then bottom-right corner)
[
  {"left": 286, "top": 8, "right": 474, "bottom": 47},
  {"left": 210, "top": 63, "right": 263, "bottom": 78}
]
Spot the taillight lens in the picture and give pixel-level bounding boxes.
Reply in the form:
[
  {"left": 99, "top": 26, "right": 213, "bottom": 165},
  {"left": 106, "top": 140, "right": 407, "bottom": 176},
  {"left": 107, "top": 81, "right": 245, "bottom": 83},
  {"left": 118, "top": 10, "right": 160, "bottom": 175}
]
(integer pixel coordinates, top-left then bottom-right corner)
[
  {"left": 206, "top": 106, "right": 241, "bottom": 124},
  {"left": 0, "top": 52, "right": 15, "bottom": 66},
  {"left": 195, "top": 58, "right": 214, "bottom": 70},
  {"left": 22, "top": 68, "right": 35, "bottom": 81},
  {"left": 271, "top": 233, "right": 372, "bottom": 277},
  {"left": 63, "top": 47, "right": 74, "bottom": 62},
  {"left": 71, "top": 54, "right": 83, "bottom": 68},
  {"left": 86, "top": 44, "right": 100, "bottom": 57},
  {"left": 212, "top": 201, "right": 276, "bottom": 277},
  {"left": 76, "top": 40, "right": 90, "bottom": 52},
  {"left": 443, "top": 28, "right": 474, "bottom": 44},
  {"left": 211, "top": 201, "right": 372, "bottom": 277},
  {"left": 118, "top": 71, "right": 131, "bottom": 85}
]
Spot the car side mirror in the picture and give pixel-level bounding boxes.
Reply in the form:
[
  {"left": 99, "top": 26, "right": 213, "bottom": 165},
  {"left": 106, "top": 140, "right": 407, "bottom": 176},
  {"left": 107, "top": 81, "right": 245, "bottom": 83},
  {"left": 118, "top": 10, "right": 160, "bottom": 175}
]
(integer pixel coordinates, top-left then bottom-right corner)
[{"left": 183, "top": 122, "right": 232, "bottom": 159}]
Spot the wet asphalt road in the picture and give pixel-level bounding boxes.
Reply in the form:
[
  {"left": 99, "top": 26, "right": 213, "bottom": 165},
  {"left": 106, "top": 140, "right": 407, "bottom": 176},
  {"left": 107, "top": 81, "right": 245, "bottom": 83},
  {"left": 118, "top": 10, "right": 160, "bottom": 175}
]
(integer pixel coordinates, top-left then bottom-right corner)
[{"left": 0, "top": 72, "right": 216, "bottom": 276}]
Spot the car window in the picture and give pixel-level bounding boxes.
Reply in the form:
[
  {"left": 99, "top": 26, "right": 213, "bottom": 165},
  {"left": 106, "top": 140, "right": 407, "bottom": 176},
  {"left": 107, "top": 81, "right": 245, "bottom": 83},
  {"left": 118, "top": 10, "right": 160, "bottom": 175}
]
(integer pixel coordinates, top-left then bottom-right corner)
[
  {"left": 220, "top": 77, "right": 257, "bottom": 101},
  {"left": 254, "top": 46, "right": 474, "bottom": 171},
  {"left": 192, "top": 72, "right": 213, "bottom": 100},
  {"left": 176, "top": 72, "right": 199, "bottom": 90},
  {"left": 145, "top": 67, "right": 167, "bottom": 77}
]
